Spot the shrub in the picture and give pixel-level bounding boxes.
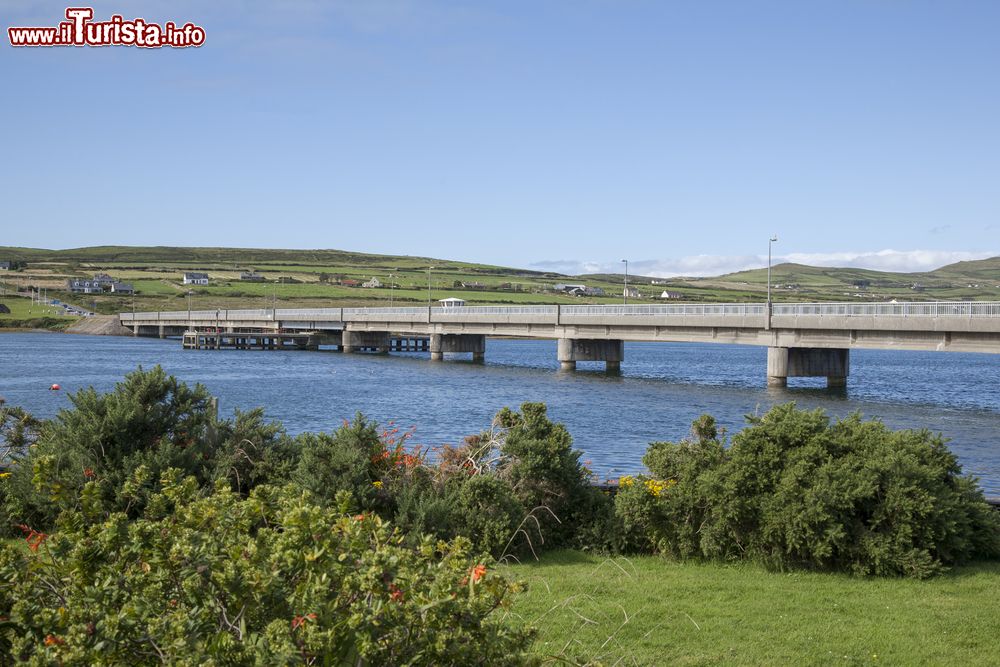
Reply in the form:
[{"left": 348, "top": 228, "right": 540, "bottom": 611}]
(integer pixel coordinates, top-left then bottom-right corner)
[
  {"left": 619, "top": 404, "right": 1000, "bottom": 577},
  {"left": 495, "top": 403, "right": 608, "bottom": 550},
  {"left": 212, "top": 408, "right": 299, "bottom": 495},
  {"left": 1, "top": 367, "right": 216, "bottom": 531},
  {"left": 0, "top": 476, "right": 536, "bottom": 665}
]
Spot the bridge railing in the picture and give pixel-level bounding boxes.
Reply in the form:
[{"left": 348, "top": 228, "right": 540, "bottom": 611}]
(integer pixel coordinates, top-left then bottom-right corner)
[
  {"left": 343, "top": 307, "right": 427, "bottom": 317},
  {"left": 430, "top": 305, "right": 558, "bottom": 316},
  {"left": 121, "top": 301, "right": 1000, "bottom": 324},
  {"left": 561, "top": 303, "right": 766, "bottom": 316},
  {"left": 773, "top": 302, "right": 1000, "bottom": 317}
]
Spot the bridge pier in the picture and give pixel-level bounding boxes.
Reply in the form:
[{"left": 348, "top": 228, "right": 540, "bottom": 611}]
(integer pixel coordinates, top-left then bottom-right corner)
[
  {"left": 342, "top": 330, "right": 390, "bottom": 354},
  {"left": 430, "top": 334, "right": 486, "bottom": 361},
  {"left": 767, "top": 347, "right": 849, "bottom": 388},
  {"left": 557, "top": 338, "right": 623, "bottom": 372}
]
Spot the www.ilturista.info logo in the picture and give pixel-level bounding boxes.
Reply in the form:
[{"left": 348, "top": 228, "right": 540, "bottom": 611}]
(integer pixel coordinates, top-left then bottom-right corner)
[{"left": 8, "top": 7, "right": 205, "bottom": 48}]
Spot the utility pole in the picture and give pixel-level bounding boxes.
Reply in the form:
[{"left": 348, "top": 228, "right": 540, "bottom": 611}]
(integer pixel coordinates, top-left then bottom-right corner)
[
  {"left": 621, "top": 259, "right": 629, "bottom": 305},
  {"left": 427, "top": 266, "right": 434, "bottom": 307},
  {"left": 767, "top": 235, "right": 778, "bottom": 304}
]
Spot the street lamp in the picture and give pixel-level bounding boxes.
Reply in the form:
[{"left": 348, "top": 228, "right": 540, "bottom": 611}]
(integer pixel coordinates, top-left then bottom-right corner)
[
  {"left": 767, "top": 235, "right": 778, "bottom": 303},
  {"left": 427, "top": 266, "right": 434, "bottom": 307},
  {"left": 621, "top": 259, "right": 629, "bottom": 305}
]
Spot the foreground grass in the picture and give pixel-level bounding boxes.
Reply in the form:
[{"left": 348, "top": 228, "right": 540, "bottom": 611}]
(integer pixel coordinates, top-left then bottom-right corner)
[{"left": 505, "top": 551, "right": 1000, "bottom": 666}]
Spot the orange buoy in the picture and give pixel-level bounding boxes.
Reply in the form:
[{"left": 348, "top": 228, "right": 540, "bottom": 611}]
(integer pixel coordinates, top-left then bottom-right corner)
[{"left": 49, "top": 384, "right": 61, "bottom": 391}]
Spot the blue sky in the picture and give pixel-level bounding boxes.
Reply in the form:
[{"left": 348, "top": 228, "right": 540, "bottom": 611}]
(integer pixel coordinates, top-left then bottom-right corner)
[{"left": 2, "top": 1, "right": 998, "bottom": 276}]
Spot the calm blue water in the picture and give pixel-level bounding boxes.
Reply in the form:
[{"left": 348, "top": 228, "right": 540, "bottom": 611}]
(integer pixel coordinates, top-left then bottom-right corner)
[{"left": 2, "top": 333, "right": 999, "bottom": 494}]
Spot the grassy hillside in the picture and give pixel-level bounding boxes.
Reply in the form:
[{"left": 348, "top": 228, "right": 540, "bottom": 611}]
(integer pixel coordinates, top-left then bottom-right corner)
[{"left": 0, "top": 246, "right": 997, "bottom": 314}]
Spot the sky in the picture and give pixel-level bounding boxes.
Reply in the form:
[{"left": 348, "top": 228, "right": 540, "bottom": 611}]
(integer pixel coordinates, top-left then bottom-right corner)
[{"left": 2, "top": 0, "right": 998, "bottom": 277}]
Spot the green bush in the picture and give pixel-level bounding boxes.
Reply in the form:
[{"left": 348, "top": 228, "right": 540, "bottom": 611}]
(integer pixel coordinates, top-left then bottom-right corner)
[
  {"left": 213, "top": 408, "right": 299, "bottom": 495},
  {"left": 1, "top": 367, "right": 216, "bottom": 532},
  {"left": 0, "top": 477, "right": 535, "bottom": 665},
  {"left": 618, "top": 405, "right": 1000, "bottom": 577}
]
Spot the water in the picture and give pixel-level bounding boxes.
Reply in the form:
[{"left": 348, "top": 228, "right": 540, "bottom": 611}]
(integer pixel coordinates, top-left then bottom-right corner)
[{"left": 2, "top": 333, "right": 999, "bottom": 495}]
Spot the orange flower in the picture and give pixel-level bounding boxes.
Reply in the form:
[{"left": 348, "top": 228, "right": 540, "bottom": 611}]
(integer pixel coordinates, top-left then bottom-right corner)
[
  {"left": 44, "top": 634, "right": 65, "bottom": 646},
  {"left": 354, "top": 514, "right": 366, "bottom": 522},
  {"left": 83, "top": 467, "right": 95, "bottom": 479},
  {"left": 291, "top": 613, "right": 317, "bottom": 631},
  {"left": 471, "top": 564, "right": 487, "bottom": 583},
  {"left": 389, "top": 584, "right": 404, "bottom": 602},
  {"left": 18, "top": 524, "right": 48, "bottom": 552}
]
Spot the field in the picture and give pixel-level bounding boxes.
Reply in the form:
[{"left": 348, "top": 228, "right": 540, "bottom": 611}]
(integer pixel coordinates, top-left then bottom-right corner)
[
  {"left": 2, "top": 246, "right": 999, "bottom": 316},
  {"left": 504, "top": 551, "right": 1000, "bottom": 665},
  {"left": 0, "top": 295, "right": 77, "bottom": 329}
]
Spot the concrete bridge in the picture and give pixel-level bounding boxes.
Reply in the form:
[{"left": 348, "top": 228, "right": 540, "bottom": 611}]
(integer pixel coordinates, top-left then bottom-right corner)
[{"left": 119, "top": 301, "right": 1000, "bottom": 387}]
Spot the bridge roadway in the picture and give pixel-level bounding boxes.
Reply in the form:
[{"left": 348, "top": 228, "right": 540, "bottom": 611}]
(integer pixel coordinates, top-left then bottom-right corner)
[{"left": 120, "top": 301, "right": 1000, "bottom": 387}]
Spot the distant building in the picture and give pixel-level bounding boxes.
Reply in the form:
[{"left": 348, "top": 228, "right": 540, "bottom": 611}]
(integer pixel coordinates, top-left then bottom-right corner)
[
  {"left": 67, "top": 279, "right": 105, "bottom": 294},
  {"left": 340, "top": 279, "right": 361, "bottom": 287},
  {"left": 183, "top": 272, "right": 210, "bottom": 285},
  {"left": 553, "top": 283, "right": 587, "bottom": 292},
  {"left": 659, "top": 290, "right": 683, "bottom": 299},
  {"left": 361, "top": 277, "right": 382, "bottom": 288},
  {"left": 567, "top": 286, "right": 605, "bottom": 297},
  {"left": 0, "top": 261, "right": 10, "bottom": 270},
  {"left": 438, "top": 297, "right": 466, "bottom": 308},
  {"left": 240, "top": 271, "right": 264, "bottom": 282},
  {"left": 110, "top": 282, "right": 135, "bottom": 294},
  {"left": 624, "top": 287, "right": 640, "bottom": 299}
]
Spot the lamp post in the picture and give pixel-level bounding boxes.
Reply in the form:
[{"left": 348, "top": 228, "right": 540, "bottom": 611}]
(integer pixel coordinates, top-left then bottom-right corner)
[
  {"left": 767, "top": 235, "right": 778, "bottom": 304},
  {"left": 427, "top": 266, "right": 434, "bottom": 307},
  {"left": 621, "top": 259, "right": 629, "bottom": 305},
  {"left": 388, "top": 272, "right": 395, "bottom": 307}
]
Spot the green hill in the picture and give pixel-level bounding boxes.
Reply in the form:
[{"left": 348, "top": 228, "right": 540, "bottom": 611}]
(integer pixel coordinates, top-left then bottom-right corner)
[{"left": 0, "top": 246, "right": 997, "bottom": 317}]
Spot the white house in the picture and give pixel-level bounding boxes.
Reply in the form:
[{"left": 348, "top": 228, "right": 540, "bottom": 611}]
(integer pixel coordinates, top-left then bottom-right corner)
[
  {"left": 438, "top": 297, "right": 466, "bottom": 308},
  {"left": 659, "top": 290, "right": 683, "bottom": 299},
  {"left": 361, "top": 277, "right": 382, "bottom": 288},
  {"left": 183, "top": 272, "right": 210, "bottom": 285},
  {"left": 624, "top": 287, "right": 640, "bottom": 299}
]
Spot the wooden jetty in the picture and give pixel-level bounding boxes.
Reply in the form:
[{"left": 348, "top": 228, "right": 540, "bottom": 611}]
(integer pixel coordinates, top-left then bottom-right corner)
[{"left": 182, "top": 329, "right": 323, "bottom": 351}]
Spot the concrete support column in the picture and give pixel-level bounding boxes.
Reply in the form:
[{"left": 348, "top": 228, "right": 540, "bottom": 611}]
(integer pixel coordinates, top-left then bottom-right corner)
[
  {"left": 430, "top": 334, "right": 485, "bottom": 361},
  {"left": 342, "top": 330, "right": 390, "bottom": 354},
  {"left": 557, "top": 338, "right": 624, "bottom": 372},
  {"left": 767, "top": 346, "right": 788, "bottom": 387},
  {"left": 768, "top": 346, "right": 850, "bottom": 388},
  {"left": 430, "top": 334, "right": 443, "bottom": 361},
  {"left": 158, "top": 324, "right": 165, "bottom": 339}
]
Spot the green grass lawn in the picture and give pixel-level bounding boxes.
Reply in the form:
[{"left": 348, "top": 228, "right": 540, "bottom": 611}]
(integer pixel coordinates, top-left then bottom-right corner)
[
  {"left": 504, "top": 551, "right": 1000, "bottom": 666},
  {"left": 0, "top": 297, "right": 74, "bottom": 320}
]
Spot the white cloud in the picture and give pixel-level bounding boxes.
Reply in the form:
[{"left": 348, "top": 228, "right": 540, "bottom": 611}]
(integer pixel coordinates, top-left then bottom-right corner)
[{"left": 529, "top": 249, "right": 998, "bottom": 278}]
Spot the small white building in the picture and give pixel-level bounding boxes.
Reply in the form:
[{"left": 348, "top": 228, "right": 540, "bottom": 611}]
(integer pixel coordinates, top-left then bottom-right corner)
[
  {"left": 438, "top": 297, "right": 466, "bottom": 308},
  {"left": 659, "top": 290, "right": 683, "bottom": 299},
  {"left": 624, "top": 287, "right": 640, "bottom": 299},
  {"left": 361, "top": 277, "right": 382, "bottom": 288},
  {"left": 183, "top": 272, "right": 210, "bottom": 285}
]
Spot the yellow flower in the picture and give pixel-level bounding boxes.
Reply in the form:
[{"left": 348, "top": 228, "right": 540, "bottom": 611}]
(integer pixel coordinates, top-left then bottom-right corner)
[
  {"left": 619, "top": 475, "right": 635, "bottom": 487},
  {"left": 643, "top": 478, "right": 677, "bottom": 497},
  {"left": 372, "top": 480, "right": 383, "bottom": 489},
  {"left": 0, "top": 472, "right": 11, "bottom": 479}
]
